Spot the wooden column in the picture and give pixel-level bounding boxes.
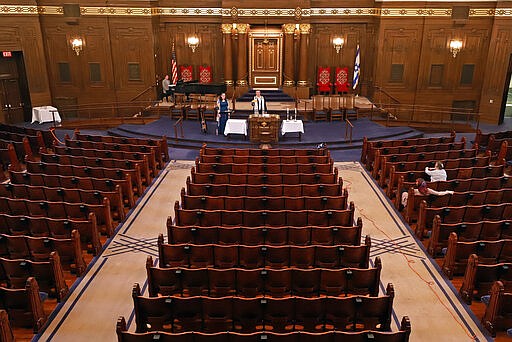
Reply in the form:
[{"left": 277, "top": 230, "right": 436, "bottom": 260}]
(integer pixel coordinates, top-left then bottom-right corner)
[
  {"left": 221, "top": 24, "right": 234, "bottom": 87},
  {"left": 282, "top": 24, "right": 296, "bottom": 87},
  {"left": 221, "top": 24, "right": 234, "bottom": 97},
  {"left": 236, "top": 24, "right": 249, "bottom": 90},
  {"left": 297, "top": 23, "right": 311, "bottom": 87}
]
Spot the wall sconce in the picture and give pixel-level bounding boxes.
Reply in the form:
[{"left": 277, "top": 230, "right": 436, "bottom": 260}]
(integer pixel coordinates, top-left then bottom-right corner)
[
  {"left": 187, "top": 35, "right": 199, "bottom": 52},
  {"left": 70, "top": 37, "right": 84, "bottom": 55},
  {"left": 449, "top": 39, "right": 463, "bottom": 58},
  {"left": 294, "top": 24, "right": 300, "bottom": 40},
  {"left": 231, "top": 23, "right": 238, "bottom": 39},
  {"left": 332, "top": 37, "right": 345, "bottom": 54}
]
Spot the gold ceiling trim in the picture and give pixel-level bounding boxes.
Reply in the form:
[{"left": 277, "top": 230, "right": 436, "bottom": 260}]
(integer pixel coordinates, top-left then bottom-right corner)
[
  {"left": 380, "top": 8, "right": 451, "bottom": 16},
  {"left": 0, "top": 5, "right": 511, "bottom": 18},
  {"left": 154, "top": 7, "right": 222, "bottom": 16},
  {"left": 0, "top": 5, "right": 62, "bottom": 15},
  {"left": 309, "top": 8, "right": 379, "bottom": 16},
  {"left": 80, "top": 7, "right": 152, "bottom": 16}
]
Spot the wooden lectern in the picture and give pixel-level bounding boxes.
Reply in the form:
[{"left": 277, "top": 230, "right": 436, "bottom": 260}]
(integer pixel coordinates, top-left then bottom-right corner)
[{"left": 248, "top": 114, "right": 280, "bottom": 143}]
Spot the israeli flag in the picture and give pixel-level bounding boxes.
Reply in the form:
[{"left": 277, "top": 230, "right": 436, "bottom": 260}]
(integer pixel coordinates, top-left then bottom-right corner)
[{"left": 353, "top": 44, "right": 360, "bottom": 91}]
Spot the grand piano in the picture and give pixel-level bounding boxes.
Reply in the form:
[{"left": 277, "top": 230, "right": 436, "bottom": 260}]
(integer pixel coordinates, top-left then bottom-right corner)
[{"left": 172, "top": 80, "right": 226, "bottom": 96}]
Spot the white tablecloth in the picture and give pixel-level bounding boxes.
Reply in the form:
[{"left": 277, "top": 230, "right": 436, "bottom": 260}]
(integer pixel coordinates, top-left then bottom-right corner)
[
  {"left": 281, "top": 120, "right": 304, "bottom": 135},
  {"left": 31, "top": 106, "right": 62, "bottom": 124},
  {"left": 224, "top": 119, "right": 247, "bottom": 136}
]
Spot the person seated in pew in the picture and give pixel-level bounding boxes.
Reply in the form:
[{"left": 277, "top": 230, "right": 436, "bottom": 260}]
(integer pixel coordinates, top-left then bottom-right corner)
[
  {"left": 400, "top": 178, "right": 454, "bottom": 210},
  {"left": 425, "top": 161, "right": 447, "bottom": 182}
]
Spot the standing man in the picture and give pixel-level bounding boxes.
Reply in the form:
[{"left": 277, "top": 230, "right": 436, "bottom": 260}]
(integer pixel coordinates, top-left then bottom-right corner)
[
  {"left": 251, "top": 90, "right": 268, "bottom": 115},
  {"left": 162, "top": 75, "right": 171, "bottom": 102}
]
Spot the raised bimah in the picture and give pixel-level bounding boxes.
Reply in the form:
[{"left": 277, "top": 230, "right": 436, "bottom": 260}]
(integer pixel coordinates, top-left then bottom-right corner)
[{"left": 248, "top": 114, "right": 280, "bottom": 143}]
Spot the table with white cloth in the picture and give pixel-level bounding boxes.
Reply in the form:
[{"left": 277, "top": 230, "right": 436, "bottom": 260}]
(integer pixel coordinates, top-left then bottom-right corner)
[
  {"left": 281, "top": 119, "right": 304, "bottom": 141},
  {"left": 31, "top": 106, "right": 62, "bottom": 124},
  {"left": 224, "top": 119, "right": 247, "bottom": 138}
]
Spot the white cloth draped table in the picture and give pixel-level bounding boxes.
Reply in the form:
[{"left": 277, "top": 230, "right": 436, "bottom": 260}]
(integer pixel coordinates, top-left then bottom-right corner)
[
  {"left": 224, "top": 119, "right": 247, "bottom": 136},
  {"left": 281, "top": 120, "right": 304, "bottom": 135},
  {"left": 31, "top": 106, "right": 62, "bottom": 124}
]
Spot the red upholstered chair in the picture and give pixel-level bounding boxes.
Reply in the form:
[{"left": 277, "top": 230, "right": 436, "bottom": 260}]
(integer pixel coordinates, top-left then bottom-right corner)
[
  {"left": 199, "top": 65, "right": 212, "bottom": 83},
  {"left": 335, "top": 67, "right": 350, "bottom": 94},
  {"left": 317, "top": 67, "right": 332, "bottom": 94},
  {"left": 180, "top": 65, "right": 193, "bottom": 82}
]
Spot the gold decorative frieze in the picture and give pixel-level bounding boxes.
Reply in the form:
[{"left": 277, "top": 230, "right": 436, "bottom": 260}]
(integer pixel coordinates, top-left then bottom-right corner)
[
  {"left": 156, "top": 7, "right": 222, "bottom": 16},
  {"left": 81, "top": 7, "right": 151, "bottom": 16},
  {"left": 309, "top": 7, "right": 379, "bottom": 16},
  {"left": 0, "top": 5, "right": 62, "bottom": 15},
  {"left": 470, "top": 8, "right": 512, "bottom": 17},
  {"left": 222, "top": 8, "right": 311, "bottom": 18},
  {"left": 380, "top": 8, "right": 451, "bottom": 17},
  {"left": 0, "top": 5, "right": 511, "bottom": 18}
]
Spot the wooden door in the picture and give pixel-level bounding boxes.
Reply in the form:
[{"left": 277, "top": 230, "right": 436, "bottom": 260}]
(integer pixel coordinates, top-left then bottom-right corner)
[
  {"left": 0, "top": 56, "right": 25, "bottom": 123},
  {"left": 0, "top": 78, "right": 23, "bottom": 124},
  {"left": 249, "top": 31, "right": 282, "bottom": 88}
]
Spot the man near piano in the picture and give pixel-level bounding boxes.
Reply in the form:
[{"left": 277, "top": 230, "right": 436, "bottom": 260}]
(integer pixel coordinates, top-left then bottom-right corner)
[
  {"left": 251, "top": 90, "right": 268, "bottom": 115},
  {"left": 216, "top": 93, "right": 230, "bottom": 135},
  {"left": 162, "top": 75, "right": 171, "bottom": 102}
]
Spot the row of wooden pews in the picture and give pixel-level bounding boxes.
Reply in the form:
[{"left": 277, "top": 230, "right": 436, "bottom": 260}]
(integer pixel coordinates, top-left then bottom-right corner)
[
  {"left": 362, "top": 131, "right": 512, "bottom": 338},
  {"left": 0, "top": 125, "right": 168, "bottom": 339},
  {"left": 117, "top": 145, "right": 412, "bottom": 341}
]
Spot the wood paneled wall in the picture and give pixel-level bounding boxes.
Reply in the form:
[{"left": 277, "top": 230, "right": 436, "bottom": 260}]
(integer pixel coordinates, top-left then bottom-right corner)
[
  {"left": 0, "top": 16, "right": 52, "bottom": 106},
  {"left": 159, "top": 23, "right": 223, "bottom": 83},
  {"left": 309, "top": 23, "right": 371, "bottom": 92},
  {"left": 0, "top": 1, "right": 511, "bottom": 123}
]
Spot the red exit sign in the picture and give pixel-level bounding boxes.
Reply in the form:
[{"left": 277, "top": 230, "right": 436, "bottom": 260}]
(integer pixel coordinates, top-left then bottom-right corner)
[{"left": 2, "top": 51, "right": 12, "bottom": 57}]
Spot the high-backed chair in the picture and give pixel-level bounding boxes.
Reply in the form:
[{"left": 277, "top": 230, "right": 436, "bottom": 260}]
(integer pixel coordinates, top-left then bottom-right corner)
[
  {"left": 317, "top": 67, "right": 332, "bottom": 95},
  {"left": 203, "top": 100, "right": 218, "bottom": 122},
  {"left": 343, "top": 94, "right": 359, "bottom": 120},
  {"left": 186, "top": 100, "right": 202, "bottom": 121},
  {"left": 328, "top": 95, "right": 343, "bottom": 121},
  {"left": 335, "top": 67, "right": 350, "bottom": 94},
  {"left": 312, "top": 96, "right": 328, "bottom": 122},
  {"left": 170, "top": 93, "right": 187, "bottom": 119}
]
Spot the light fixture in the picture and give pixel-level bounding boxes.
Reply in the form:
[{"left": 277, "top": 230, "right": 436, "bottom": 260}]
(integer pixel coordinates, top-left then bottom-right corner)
[
  {"left": 333, "top": 37, "right": 345, "bottom": 54},
  {"left": 263, "top": 19, "right": 269, "bottom": 44},
  {"left": 70, "top": 37, "right": 83, "bottom": 55},
  {"left": 187, "top": 35, "right": 199, "bottom": 52},
  {"left": 231, "top": 23, "right": 238, "bottom": 39},
  {"left": 449, "top": 39, "right": 463, "bottom": 58},
  {"left": 294, "top": 23, "right": 300, "bottom": 40}
]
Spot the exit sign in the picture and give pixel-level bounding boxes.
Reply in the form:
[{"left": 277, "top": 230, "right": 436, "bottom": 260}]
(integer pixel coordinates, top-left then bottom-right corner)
[{"left": 2, "top": 51, "right": 12, "bottom": 57}]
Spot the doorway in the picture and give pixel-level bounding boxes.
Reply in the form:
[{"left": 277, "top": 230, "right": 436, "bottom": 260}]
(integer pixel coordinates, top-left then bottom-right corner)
[
  {"left": 249, "top": 28, "right": 283, "bottom": 88},
  {"left": 0, "top": 51, "right": 31, "bottom": 123},
  {"left": 499, "top": 54, "right": 512, "bottom": 124}
]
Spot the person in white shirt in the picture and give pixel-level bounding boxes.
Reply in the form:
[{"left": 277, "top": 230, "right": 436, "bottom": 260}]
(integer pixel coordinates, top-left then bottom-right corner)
[
  {"left": 425, "top": 161, "right": 447, "bottom": 182},
  {"left": 251, "top": 90, "right": 268, "bottom": 115},
  {"left": 401, "top": 177, "right": 453, "bottom": 209},
  {"left": 162, "top": 75, "right": 171, "bottom": 102}
]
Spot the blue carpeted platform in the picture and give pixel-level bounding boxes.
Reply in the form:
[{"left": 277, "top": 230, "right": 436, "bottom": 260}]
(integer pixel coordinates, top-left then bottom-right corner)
[
  {"left": 106, "top": 117, "right": 423, "bottom": 161},
  {"left": 22, "top": 117, "right": 512, "bottom": 162},
  {"left": 237, "top": 89, "right": 295, "bottom": 102}
]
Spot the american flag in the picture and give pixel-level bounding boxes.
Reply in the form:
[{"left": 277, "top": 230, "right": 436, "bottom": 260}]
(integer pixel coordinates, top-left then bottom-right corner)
[{"left": 171, "top": 42, "right": 178, "bottom": 85}]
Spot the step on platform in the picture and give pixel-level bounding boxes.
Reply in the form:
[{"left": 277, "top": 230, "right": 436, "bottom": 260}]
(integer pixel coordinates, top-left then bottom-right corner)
[{"left": 237, "top": 89, "right": 295, "bottom": 102}]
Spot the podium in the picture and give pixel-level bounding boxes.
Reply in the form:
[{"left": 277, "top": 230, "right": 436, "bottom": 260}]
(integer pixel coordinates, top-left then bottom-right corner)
[{"left": 249, "top": 114, "right": 280, "bottom": 143}]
